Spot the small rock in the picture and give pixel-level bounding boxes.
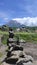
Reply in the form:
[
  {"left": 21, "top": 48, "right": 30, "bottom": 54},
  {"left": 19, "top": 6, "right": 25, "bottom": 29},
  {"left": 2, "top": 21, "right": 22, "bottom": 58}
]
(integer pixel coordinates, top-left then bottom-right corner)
[{"left": 25, "top": 55, "right": 34, "bottom": 62}]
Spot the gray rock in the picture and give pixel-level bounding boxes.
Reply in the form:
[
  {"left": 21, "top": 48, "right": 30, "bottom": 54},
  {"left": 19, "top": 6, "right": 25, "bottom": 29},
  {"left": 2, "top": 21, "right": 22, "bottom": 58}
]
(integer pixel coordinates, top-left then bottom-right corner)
[
  {"left": 17, "top": 57, "right": 33, "bottom": 65},
  {"left": 19, "top": 39, "right": 26, "bottom": 43},
  {"left": 8, "top": 38, "right": 14, "bottom": 43},
  {"left": 25, "top": 55, "right": 34, "bottom": 62},
  {"left": 16, "top": 55, "right": 34, "bottom": 65},
  {"left": 5, "top": 29, "right": 34, "bottom": 65},
  {"left": 11, "top": 51, "right": 26, "bottom": 57},
  {"left": 12, "top": 45, "right": 23, "bottom": 51},
  {"left": 9, "top": 29, "right": 14, "bottom": 38}
]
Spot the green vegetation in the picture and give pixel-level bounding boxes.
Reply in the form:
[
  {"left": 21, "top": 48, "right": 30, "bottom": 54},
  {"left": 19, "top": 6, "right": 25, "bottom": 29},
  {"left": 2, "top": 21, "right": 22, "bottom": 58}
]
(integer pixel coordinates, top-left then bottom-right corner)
[
  {"left": 0, "top": 62, "right": 2, "bottom": 65},
  {"left": 0, "top": 53, "right": 3, "bottom": 57},
  {"left": 1, "top": 34, "right": 9, "bottom": 45},
  {"left": 15, "top": 32, "right": 37, "bottom": 42},
  {"left": 1, "top": 25, "right": 9, "bottom": 31},
  {"left": 0, "top": 30, "right": 8, "bottom": 44},
  {"left": 0, "top": 30, "right": 37, "bottom": 44},
  {"left": 0, "top": 53, "right": 3, "bottom": 65},
  {"left": 0, "top": 30, "right": 8, "bottom": 35}
]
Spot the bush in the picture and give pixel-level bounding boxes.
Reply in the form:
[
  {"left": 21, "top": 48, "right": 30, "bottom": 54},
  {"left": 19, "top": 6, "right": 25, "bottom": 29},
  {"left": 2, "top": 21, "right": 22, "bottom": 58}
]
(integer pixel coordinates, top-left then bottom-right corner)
[{"left": 1, "top": 34, "right": 9, "bottom": 45}]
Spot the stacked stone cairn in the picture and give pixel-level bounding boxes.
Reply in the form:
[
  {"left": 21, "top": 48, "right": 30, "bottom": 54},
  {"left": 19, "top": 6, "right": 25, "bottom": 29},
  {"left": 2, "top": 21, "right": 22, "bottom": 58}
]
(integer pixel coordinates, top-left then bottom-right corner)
[{"left": 3, "top": 28, "right": 34, "bottom": 65}]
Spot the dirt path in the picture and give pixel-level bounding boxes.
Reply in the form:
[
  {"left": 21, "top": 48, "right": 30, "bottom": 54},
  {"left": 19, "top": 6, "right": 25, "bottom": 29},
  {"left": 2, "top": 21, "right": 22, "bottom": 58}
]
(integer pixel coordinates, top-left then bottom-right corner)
[
  {"left": 0, "top": 35, "right": 7, "bottom": 53},
  {"left": 0, "top": 35, "right": 7, "bottom": 63},
  {"left": 20, "top": 42, "right": 37, "bottom": 60}
]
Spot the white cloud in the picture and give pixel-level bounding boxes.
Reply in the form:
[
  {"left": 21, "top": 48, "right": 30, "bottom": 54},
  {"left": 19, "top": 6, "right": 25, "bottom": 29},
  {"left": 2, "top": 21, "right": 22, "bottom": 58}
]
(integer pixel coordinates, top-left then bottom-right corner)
[{"left": 13, "top": 17, "right": 37, "bottom": 26}]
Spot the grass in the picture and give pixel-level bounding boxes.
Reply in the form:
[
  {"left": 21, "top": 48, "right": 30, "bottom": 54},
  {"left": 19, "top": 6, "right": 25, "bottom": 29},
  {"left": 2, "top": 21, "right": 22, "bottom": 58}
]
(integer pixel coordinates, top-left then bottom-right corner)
[
  {"left": 1, "top": 34, "right": 9, "bottom": 45},
  {"left": 0, "top": 53, "right": 3, "bottom": 57},
  {"left": 0, "top": 62, "right": 2, "bottom": 65},
  {"left": 0, "top": 30, "right": 8, "bottom": 35},
  {"left": 15, "top": 32, "right": 37, "bottom": 41},
  {"left": 0, "top": 30, "right": 37, "bottom": 44},
  {"left": 0, "top": 30, "right": 9, "bottom": 44},
  {"left": 0, "top": 53, "right": 3, "bottom": 65}
]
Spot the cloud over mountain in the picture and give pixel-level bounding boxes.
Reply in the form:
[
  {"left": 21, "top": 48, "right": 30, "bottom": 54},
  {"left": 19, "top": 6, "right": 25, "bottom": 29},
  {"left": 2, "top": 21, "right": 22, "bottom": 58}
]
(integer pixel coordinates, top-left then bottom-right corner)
[{"left": 13, "top": 17, "right": 37, "bottom": 26}]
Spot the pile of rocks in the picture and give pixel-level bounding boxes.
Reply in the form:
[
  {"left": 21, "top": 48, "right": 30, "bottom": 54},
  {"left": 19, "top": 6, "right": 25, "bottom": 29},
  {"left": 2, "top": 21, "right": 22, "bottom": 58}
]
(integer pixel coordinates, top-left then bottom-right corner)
[{"left": 2, "top": 28, "right": 34, "bottom": 65}]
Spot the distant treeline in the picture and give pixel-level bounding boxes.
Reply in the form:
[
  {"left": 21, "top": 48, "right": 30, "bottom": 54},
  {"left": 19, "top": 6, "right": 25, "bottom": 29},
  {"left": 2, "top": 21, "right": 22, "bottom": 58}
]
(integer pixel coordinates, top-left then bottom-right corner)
[{"left": 25, "top": 26, "right": 37, "bottom": 32}]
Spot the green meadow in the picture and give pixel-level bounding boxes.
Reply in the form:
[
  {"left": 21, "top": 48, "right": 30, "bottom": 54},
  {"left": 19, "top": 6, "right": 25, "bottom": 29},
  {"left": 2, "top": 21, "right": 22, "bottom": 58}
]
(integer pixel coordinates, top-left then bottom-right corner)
[{"left": 0, "top": 30, "right": 37, "bottom": 44}]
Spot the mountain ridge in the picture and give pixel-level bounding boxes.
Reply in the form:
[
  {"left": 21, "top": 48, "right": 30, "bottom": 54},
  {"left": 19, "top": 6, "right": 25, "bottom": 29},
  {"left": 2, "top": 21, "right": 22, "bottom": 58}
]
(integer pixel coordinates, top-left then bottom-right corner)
[
  {"left": 6, "top": 20, "right": 25, "bottom": 27},
  {"left": 1, "top": 20, "right": 37, "bottom": 27}
]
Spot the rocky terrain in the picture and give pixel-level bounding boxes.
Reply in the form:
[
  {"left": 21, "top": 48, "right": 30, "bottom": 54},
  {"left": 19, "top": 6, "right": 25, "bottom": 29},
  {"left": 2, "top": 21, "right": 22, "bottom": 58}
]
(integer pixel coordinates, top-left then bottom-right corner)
[
  {"left": 0, "top": 43, "right": 37, "bottom": 65},
  {"left": 0, "top": 35, "right": 37, "bottom": 65}
]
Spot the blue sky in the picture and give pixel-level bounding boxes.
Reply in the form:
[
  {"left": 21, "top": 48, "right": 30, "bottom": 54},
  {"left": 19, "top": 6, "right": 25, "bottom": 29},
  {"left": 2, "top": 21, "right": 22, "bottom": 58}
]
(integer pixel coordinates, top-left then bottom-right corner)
[{"left": 0, "top": 0, "right": 37, "bottom": 26}]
